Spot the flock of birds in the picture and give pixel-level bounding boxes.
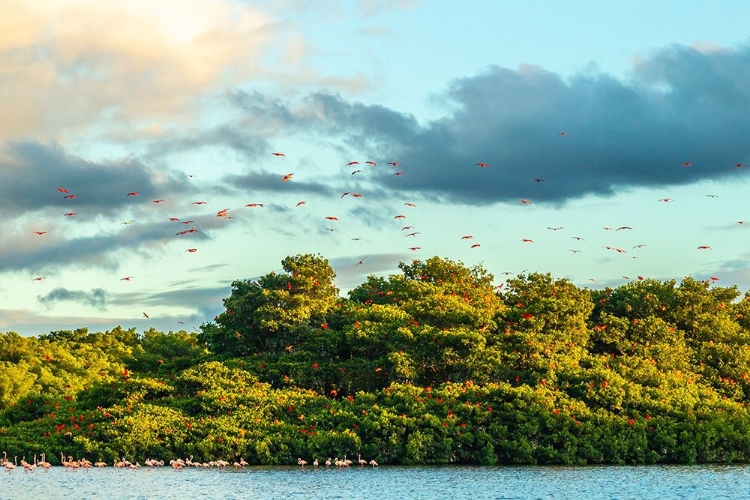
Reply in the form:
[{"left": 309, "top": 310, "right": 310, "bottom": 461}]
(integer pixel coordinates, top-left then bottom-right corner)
[
  {"left": 1, "top": 452, "right": 376, "bottom": 472},
  {"left": 22, "top": 141, "right": 750, "bottom": 325}
]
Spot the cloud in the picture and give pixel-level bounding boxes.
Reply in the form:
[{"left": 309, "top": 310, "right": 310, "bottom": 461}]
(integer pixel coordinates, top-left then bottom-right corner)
[
  {"left": 0, "top": 0, "right": 278, "bottom": 141},
  {"left": 38, "top": 287, "right": 108, "bottom": 310},
  {"left": 0, "top": 141, "right": 190, "bottom": 214},
  {"left": 228, "top": 43, "right": 750, "bottom": 205}
]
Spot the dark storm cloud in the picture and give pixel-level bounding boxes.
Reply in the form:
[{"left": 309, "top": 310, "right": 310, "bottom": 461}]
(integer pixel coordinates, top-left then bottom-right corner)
[
  {"left": 233, "top": 43, "right": 750, "bottom": 205},
  {"left": 0, "top": 141, "right": 191, "bottom": 214},
  {"left": 147, "top": 124, "right": 269, "bottom": 162},
  {"left": 113, "top": 285, "right": 230, "bottom": 317},
  {"left": 37, "top": 287, "right": 108, "bottom": 310}
]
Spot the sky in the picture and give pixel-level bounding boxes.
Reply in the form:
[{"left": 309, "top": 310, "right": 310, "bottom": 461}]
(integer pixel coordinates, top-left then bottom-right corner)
[{"left": 2, "top": 0, "right": 750, "bottom": 336}]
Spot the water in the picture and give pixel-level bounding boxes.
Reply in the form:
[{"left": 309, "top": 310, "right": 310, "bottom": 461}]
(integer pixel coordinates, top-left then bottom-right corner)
[{"left": 1, "top": 464, "right": 748, "bottom": 500}]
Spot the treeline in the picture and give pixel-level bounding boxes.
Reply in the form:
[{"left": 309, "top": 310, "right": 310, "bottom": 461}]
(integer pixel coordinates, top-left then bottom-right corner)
[{"left": 2, "top": 254, "right": 750, "bottom": 465}]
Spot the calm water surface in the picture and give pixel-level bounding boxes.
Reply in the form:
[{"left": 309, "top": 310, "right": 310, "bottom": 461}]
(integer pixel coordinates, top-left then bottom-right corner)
[{"left": 1, "top": 464, "right": 748, "bottom": 499}]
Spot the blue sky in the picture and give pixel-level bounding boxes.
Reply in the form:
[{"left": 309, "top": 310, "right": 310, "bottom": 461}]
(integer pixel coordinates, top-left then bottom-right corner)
[{"left": 2, "top": 0, "right": 750, "bottom": 336}]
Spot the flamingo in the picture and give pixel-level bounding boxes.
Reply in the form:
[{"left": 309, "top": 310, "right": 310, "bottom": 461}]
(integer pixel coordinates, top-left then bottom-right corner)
[
  {"left": 246, "top": 203, "right": 265, "bottom": 208},
  {"left": 325, "top": 458, "right": 332, "bottom": 467},
  {"left": 358, "top": 454, "right": 367, "bottom": 467},
  {"left": 297, "top": 458, "right": 307, "bottom": 467},
  {"left": 369, "top": 459, "right": 379, "bottom": 467}
]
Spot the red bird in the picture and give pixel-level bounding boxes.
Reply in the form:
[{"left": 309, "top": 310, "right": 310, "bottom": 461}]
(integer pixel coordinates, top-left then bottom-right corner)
[
  {"left": 521, "top": 313, "right": 534, "bottom": 319},
  {"left": 282, "top": 173, "right": 294, "bottom": 182},
  {"left": 57, "top": 187, "right": 69, "bottom": 193},
  {"left": 152, "top": 199, "right": 164, "bottom": 203},
  {"left": 683, "top": 162, "right": 692, "bottom": 167},
  {"left": 193, "top": 201, "right": 207, "bottom": 205},
  {"left": 246, "top": 204, "right": 265, "bottom": 208},
  {"left": 127, "top": 192, "right": 139, "bottom": 196},
  {"left": 470, "top": 243, "right": 480, "bottom": 249},
  {"left": 64, "top": 212, "right": 76, "bottom": 217},
  {"left": 476, "top": 162, "right": 489, "bottom": 168},
  {"left": 736, "top": 163, "right": 746, "bottom": 168},
  {"left": 296, "top": 201, "right": 306, "bottom": 207},
  {"left": 521, "top": 239, "right": 533, "bottom": 243},
  {"left": 33, "top": 277, "right": 45, "bottom": 281},
  {"left": 520, "top": 199, "right": 532, "bottom": 205},
  {"left": 394, "top": 215, "right": 406, "bottom": 219},
  {"left": 461, "top": 235, "right": 473, "bottom": 239},
  {"left": 272, "top": 152, "right": 285, "bottom": 156},
  {"left": 186, "top": 248, "right": 197, "bottom": 253},
  {"left": 658, "top": 198, "right": 673, "bottom": 202},
  {"left": 388, "top": 162, "right": 399, "bottom": 167},
  {"left": 405, "top": 203, "right": 417, "bottom": 207},
  {"left": 169, "top": 217, "right": 180, "bottom": 221},
  {"left": 34, "top": 231, "right": 48, "bottom": 235},
  {"left": 120, "top": 277, "right": 134, "bottom": 281},
  {"left": 216, "top": 209, "right": 229, "bottom": 217},
  {"left": 697, "top": 245, "right": 711, "bottom": 250},
  {"left": 63, "top": 194, "right": 77, "bottom": 199},
  {"left": 393, "top": 172, "right": 405, "bottom": 176},
  {"left": 365, "top": 161, "right": 376, "bottom": 166},
  {"left": 325, "top": 216, "right": 339, "bottom": 221},
  {"left": 346, "top": 161, "right": 359, "bottom": 166}
]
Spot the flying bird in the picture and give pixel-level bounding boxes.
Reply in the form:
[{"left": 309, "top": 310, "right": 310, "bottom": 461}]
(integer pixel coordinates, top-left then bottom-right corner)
[
  {"left": 520, "top": 199, "right": 532, "bottom": 205},
  {"left": 127, "top": 192, "right": 139, "bottom": 196},
  {"left": 365, "top": 161, "right": 376, "bottom": 166},
  {"left": 63, "top": 194, "right": 77, "bottom": 199},
  {"left": 683, "top": 162, "right": 692, "bottom": 167},
  {"left": 658, "top": 198, "right": 674, "bottom": 203},
  {"left": 34, "top": 231, "right": 48, "bottom": 235},
  {"left": 120, "top": 277, "right": 134, "bottom": 281},
  {"left": 697, "top": 245, "right": 711, "bottom": 250},
  {"left": 33, "top": 277, "right": 45, "bottom": 281},
  {"left": 406, "top": 232, "right": 419, "bottom": 237},
  {"left": 616, "top": 226, "right": 633, "bottom": 231},
  {"left": 547, "top": 227, "right": 563, "bottom": 231},
  {"left": 409, "top": 247, "right": 421, "bottom": 251},
  {"left": 143, "top": 312, "right": 149, "bottom": 319},
  {"left": 387, "top": 162, "right": 399, "bottom": 167},
  {"left": 193, "top": 201, "right": 207, "bottom": 205},
  {"left": 356, "top": 258, "right": 365, "bottom": 265},
  {"left": 351, "top": 170, "right": 364, "bottom": 175},
  {"left": 521, "top": 239, "right": 533, "bottom": 243},
  {"left": 152, "top": 199, "right": 164, "bottom": 203},
  {"left": 476, "top": 162, "right": 489, "bottom": 168},
  {"left": 325, "top": 216, "right": 339, "bottom": 221},
  {"left": 272, "top": 152, "right": 285, "bottom": 156},
  {"left": 186, "top": 248, "right": 197, "bottom": 253},
  {"left": 393, "top": 171, "right": 406, "bottom": 176},
  {"left": 296, "top": 201, "right": 306, "bottom": 207},
  {"left": 57, "top": 187, "right": 69, "bottom": 193},
  {"left": 394, "top": 215, "right": 406, "bottom": 219},
  {"left": 470, "top": 244, "right": 481, "bottom": 249},
  {"left": 461, "top": 235, "right": 473, "bottom": 239},
  {"left": 533, "top": 178, "right": 546, "bottom": 183},
  {"left": 246, "top": 204, "right": 265, "bottom": 208},
  {"left": 282, "top": 173, "right": 294, "bottom": 182},
  {"left": 346, "top": 161, "right": 360, "bottom": 166},
  {"left": 558, "top": 131, "right": 568, "bottom": 136},
  {"left": 405, "top": 203, "right": 417, "bottom": 207},
  {"left": 64, "top": 212, "right": 76, "bottom": 217}
]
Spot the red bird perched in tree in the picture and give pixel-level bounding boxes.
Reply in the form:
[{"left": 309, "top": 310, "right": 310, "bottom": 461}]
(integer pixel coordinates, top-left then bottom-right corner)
[
  {"left": 521, "top": 313, "right": 534, "bottom": 319},
  {"left": 520, "top": 199, "right": 532, "bottom": 205},
  {"left": 476, "top": 162, "right": 489, "bottom": 168},
  {"left": 282, "top": 173, "right": 294, "bottom": 182},
  {"left": 272, "top": 152, "right": 285, "bottom": 156},
  {"left": 127, "top": 192, "right": 139, "bottom": 196}
]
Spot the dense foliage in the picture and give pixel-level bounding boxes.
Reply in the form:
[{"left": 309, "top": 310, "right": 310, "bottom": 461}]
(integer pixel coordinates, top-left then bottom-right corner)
[{"left": 2, "top": 254, "right": 750, "bottom": 466}]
